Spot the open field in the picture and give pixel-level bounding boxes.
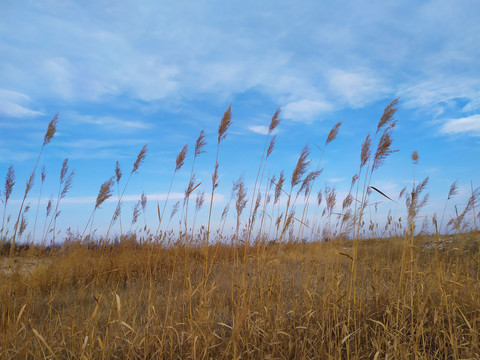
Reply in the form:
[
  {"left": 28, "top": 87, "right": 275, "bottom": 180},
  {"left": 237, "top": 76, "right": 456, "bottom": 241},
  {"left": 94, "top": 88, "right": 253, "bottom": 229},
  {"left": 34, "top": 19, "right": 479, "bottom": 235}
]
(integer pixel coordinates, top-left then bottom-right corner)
[
  {"left": 1, "top": 102, "right": 479, "bottom": 359},
  {"left": 1, "top": 233, "right": 479, "bottom": 359}
]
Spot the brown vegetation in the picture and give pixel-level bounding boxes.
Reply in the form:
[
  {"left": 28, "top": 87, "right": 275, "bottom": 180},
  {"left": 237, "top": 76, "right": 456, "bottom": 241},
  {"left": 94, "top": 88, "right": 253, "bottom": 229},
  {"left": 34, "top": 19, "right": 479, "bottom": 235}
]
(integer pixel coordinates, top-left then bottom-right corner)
[{"left": 1, "top": 101, "right": 479, "bottom": 359}]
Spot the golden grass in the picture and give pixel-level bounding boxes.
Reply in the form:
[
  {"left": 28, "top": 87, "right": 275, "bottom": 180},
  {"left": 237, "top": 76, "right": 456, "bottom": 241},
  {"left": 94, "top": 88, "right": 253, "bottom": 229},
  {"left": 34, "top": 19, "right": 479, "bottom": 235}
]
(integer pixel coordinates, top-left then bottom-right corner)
[{"left": 1, "top": 234, "right": 479, "bottom": 359}]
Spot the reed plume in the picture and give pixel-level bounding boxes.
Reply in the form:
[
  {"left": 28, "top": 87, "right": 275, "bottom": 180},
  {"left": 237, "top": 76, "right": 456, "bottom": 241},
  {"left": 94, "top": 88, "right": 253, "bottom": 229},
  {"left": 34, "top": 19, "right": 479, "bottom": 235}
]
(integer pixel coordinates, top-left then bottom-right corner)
[
  {"left": 10, "top": 114, "right": 57, "bottom": 258},
  {"left": 1, "top": 164, "right": 15, "bottom": 240},
  {"left": 298, "top": 122, "right": 341, "bottom": 241},
  {"left": 31, "top": 165, "right": 46, "bottom": 244},
  {"left": 82, "top": 177, "right": 115, "bottom": 239},
  {"left": 140, "top": 192, "right": 147, "bottom": 228},
  {"left": 206, "top": 105, "right": 232, "bottom": 247},
  {"left": 439, "top": 180, "right": 458, "bottom": 233},
  {"left": 158, "top": 144, "right": 188, "bottom": 234},
  {"left": 447, "top": 186, "right": 479, "bottom": 234},
  {"left": 326, "top": 121, "right": 341, "bottom": 145},
  {"left": 183, "top": 130, "right": 207, "bottom": 236},
  {"left": 218, "top": 105, "right": 232, "bottom": 142},
  {"left": 131, "top": 201, "right": 141, "bottom": 231},
  {"left": 46, "top": 159, "right": 74, "bottom": 244},
  {"left": 245, "top": 108, "right": 281, "bottom": 253},
  {"left": 274, "top": 171, "right": 285, "bottom": 205},
  {"left": 106, "top": 145, "right": 148, "bottom": 241},
  {"left": 291, "top": 145, "right": 310, "bottom": 188},
  {"left": 115, "top": 161, "right": 123, "bottom": 234}
]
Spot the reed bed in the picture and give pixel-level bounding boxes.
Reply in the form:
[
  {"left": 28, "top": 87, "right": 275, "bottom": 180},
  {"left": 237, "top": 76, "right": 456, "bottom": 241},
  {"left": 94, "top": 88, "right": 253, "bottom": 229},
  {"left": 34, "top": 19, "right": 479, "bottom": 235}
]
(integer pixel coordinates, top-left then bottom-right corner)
[{"left": 1, "top": 101, "right": 479, "bottom": 359}]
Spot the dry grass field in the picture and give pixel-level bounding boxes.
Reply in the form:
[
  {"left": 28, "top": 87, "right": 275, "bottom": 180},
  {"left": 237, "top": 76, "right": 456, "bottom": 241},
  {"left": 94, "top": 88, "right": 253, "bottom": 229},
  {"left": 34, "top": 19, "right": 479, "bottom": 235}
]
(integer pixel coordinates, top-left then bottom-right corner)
[
  {"left": 1, "top": 101, "right": 479, "bottom": 359},
  {"left": 1, "top": 233, "right": 479, "bottom": 359}
]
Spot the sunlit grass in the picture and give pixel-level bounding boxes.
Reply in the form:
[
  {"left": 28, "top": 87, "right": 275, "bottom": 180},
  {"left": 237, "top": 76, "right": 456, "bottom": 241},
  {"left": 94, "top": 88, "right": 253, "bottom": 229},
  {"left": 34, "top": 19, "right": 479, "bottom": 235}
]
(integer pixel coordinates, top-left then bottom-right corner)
[{"left": 1, "top": 101, "right": 479, "bottom": 359}]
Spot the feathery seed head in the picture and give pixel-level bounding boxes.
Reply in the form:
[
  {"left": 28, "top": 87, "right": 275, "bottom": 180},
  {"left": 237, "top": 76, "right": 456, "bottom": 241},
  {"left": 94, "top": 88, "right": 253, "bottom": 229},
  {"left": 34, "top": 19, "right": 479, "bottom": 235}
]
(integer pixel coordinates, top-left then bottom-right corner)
[
  {"left": 291, "top": 145, "right": 310, "bottom": 188},
  {"left": 170, "top": 201, "right": 180, "bottom": 220},
  {"left": 411, "top": 150, "right": 419, "bottom": 165},
  {"left": 61, "top": 170, "right": 74, "bottom": 199},
  {"left": 275, "top": 171, "right": 285, "bottom": 205},
  {"left": 267, "top": 135, "right": 276, "bottom": 158},
  {"left": 269, "top": 108, "right": 281, "bottom": 134},
  {"left": 373, "top": 130, "right": 396, "bottom": 171},
  {"left": 132, "top": 201, "right": 141, "bottom": 225},
  {"left": 43, "top": 114, "right": 58, "bottom": 146},
  {"left": 298, "top": 170, "right": 322, "bottom": 197},
  {"left": 25, "top": 172, "right": 35, "bottom": 197},
  {"left": 212, "top": 164, "right": 219, "bottom": 190},
  {"left": 140, "top": 192, "right": 147, "bottom": 212},
  {"left": 112, "top": 203, "right": 121, "bottom": 223},
  {"left": 351, "top": 174, "right": 359, "bottom": 189},
  {"left": 377, "top": 98, "right": 399, "bottom": 134},
  {"left": 176, "top": 145, "right": 188, "bottom": 171},
  {"left": 233, "top": 177, "right": 248, "bottom": 217},
  {"left": 251, "top": 192, "right": 261, "bottom": 225},
  {"left": 342, "top": 193, "right": 353, "bottom": 210},
  {"left": 448, "top": 180, "right": 459, "bottom": 200},
  {"left": 19, "top": 214, "right": 28, "bottom": 237},
  {"left": 46, "top": 198, "right": 53, "bottom": 216},
  {"left": 132, "top": 144, "right": 148, "bottom": 174},
  {"left": 269, "top": 174, "right": 277, "bottom": 191},
  {"left": 326, "top": 122, "right": 342, "bottom": 145},
  {"left": 60, "top": 159, "right": 69, "bottom": 183},
  {"left": 185, "top": 174, "right": 197, "bottom": 199},
  {"left": 4, "top": 164, "right": 15, "bottom": 203},
  {"left": 195, "top": 191, "right": 206, "bottom": 212},
  {"left": 325, "top": 185, "right": 337, "bottom": 214},
  {"left": 115, "top": 161, "right": 122, "bottom": 184},
  {"left": 195, "top": 129, "right": 207, "bottom": 157},
  {"left": 95, "top": 177, "right": 115, "bottom": 209},
  {"left": 41, "top": 165, "right": 46, "bottom": 183},
  {"left": 220, "top": 203, "right": 230, "bottom": 221},
  {"left": 218, "top": 105, "right": 232, "bottom": 143},
  {"left": 360, "top": 133, "right": 371, "bottom": 168}
]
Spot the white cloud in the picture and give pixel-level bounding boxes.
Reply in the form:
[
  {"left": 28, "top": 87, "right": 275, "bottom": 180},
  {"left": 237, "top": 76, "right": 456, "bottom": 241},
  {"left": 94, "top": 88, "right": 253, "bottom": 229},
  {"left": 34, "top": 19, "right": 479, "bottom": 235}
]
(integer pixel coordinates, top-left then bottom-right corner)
[
  {"left": 0, "top": 147, "right": 38, "bottom": 162},
  {"left": 327, "top": 177, "right": 346, "bottom": 183},
  {"left": 328, "top": 69, "right": 388, "bottom": 108},
  {"left": 248, "top": 125, "right": 269, "bottom": 135},
  {"left": 399, "top": 79, "right": 480, "bottom": 116},
  {"left": 440, "top": 115, "right": 480, "bottom": 136},
  {"left": 1, "top": 1, "right": 479, "bottom": 119},
  {"left": 59, "top": 192, "right": 226, "bottom": 205},
  {"left": 71, "top": 114, "right": 150, "bottom": 131},
  {"left": 0, "top": 89, "right": 43, "bottom": 118},
  {"left": 282, "top": 99, "right": 332, "bottom": 123}
]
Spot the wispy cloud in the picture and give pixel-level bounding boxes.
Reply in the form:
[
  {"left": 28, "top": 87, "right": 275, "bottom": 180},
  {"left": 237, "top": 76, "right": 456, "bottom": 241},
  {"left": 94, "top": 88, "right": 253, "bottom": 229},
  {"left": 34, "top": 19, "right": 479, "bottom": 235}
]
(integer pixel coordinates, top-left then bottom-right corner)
[
  {"left": 57, "top": 138, "right": 147, "bottom": 150},
  {"left": 282, "top": 99, "right": 332, "bottom": 123},
  {"left": 0, "top": 89, "right": 43, "bottom": 118},
  {"left": 248, "top": 125, "right": 269, "bottom": 135},
  {"left": 71, "top": 114, "right": 150, "bottom": 131},
  {"left": 328, "top": 69, "right": 389, "bottom": 108},
  {"left": 0, "top": 147, "right": 38, "bottom": 163},
  {"left": 327, "top": 177, "right": 346, "bottom": 183},
  {"left": 58, "top": 192, "right": 226, "bottom": 205},
  {"left": 440, "top": 114, "right": 480, "bottom": 136}
]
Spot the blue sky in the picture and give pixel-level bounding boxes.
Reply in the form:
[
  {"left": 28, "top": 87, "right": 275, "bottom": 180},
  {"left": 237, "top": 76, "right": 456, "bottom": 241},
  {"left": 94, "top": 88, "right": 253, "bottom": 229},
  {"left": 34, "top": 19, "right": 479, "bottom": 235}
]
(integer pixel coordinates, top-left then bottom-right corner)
[{"left": 1, "top": 1, "right": 479, "bottom": 241}]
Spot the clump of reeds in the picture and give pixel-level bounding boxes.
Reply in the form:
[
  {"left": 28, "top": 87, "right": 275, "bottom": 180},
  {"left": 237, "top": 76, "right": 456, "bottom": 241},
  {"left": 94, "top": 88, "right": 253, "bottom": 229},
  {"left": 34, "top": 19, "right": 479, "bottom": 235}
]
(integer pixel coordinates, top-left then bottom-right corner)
[
  {"left": 206, "top": 105, "right": 232, "bottom": 247},
  {"left": 44, "top": 159, "right": 74, "bottom": 245},
  {"left": 3, "top": 100, "right": 480, "bottom": 360},
  {"left": 82, "top": 177, "right": 115, "bottom": 239},
  {"left": 1, "top": 164, "right": 15, "bottom": 241},
  {"left": 9, "top": 114, "right": 58, "bottom": 258},
  {"left": 156, "top": 144, "right": 188, "bottom": 235},
  {"left": 105, "top": 144, "right": 147, "bottom": 241}
]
